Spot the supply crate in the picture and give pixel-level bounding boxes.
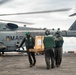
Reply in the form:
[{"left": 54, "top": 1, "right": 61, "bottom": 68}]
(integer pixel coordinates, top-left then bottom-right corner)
[{"left": 29, "top": 36, "right": 44, "bottom": 52}]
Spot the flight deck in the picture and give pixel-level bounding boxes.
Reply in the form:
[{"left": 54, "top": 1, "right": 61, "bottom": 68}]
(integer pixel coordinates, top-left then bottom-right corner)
[{"left": 0, "top": 53, "right": 76, "bottom": 75}]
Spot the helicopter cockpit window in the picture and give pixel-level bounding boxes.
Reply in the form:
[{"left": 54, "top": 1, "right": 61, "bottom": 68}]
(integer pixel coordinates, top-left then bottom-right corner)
[{"left": 6, "top": 23, "right": 18, "bottom": 30}]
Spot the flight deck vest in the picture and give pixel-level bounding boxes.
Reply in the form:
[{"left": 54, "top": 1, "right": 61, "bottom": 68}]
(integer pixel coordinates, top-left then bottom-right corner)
[
  {"left": 25, "top": 36, "right": 35, "bottom": 48},
  {"left": 55, "top": 36, "right": 64, "bottom": 48},
  {"left": 43, "top": 35, "right": 55, "bottom": 49}
]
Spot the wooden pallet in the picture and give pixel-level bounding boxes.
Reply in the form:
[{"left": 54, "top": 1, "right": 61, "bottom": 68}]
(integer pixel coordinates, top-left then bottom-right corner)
[{"left": 29, "top": 49, "right": 44, "bottom": 52}]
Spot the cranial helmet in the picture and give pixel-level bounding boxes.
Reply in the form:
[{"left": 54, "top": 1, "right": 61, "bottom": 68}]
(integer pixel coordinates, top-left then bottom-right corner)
[
  {"left": 45, "top": 30, "right": 50, "bottom": 35},
  {"left": 25, "top": 32, "right": 30, "bottom": 35},
  {"left": 55, "top": 31, "right": 61, "bottom": 36}
]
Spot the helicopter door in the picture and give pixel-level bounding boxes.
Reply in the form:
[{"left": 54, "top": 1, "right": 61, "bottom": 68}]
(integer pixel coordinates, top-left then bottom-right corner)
[{"left": 1, "top": 31, "right": 17, "bottom": 50}]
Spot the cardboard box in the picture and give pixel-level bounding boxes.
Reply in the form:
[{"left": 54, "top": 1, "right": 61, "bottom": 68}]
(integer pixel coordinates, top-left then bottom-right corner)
[{"left": 29, "top": 36, "right": 44, "bottom": 52}]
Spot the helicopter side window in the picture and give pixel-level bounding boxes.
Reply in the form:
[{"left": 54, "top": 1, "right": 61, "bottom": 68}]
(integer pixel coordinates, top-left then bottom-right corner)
[{"left": 6, "top": 23, "right": 18, "bottom": 30}]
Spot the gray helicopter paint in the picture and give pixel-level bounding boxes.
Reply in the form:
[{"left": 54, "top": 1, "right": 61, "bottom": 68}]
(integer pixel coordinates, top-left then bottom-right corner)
[{"left": 0, "top": 22, "right": 76, "bottom": 51}]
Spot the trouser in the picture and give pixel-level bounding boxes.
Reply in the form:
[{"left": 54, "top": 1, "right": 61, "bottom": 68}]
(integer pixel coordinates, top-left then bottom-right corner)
[
  {"left": 27, "top": 50, "right": 36, "bottom": 65},
  {"left": 44, "top": 48, "right": 55, "bottom": 68},
  {"left": 54, "top": 47, "right": 62, "bottom": 66},
  {"left": 0, "top": 49, "right": 4, "bottom": 56}
]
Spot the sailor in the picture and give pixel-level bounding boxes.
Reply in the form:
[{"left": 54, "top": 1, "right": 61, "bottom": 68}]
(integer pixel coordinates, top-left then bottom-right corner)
[
  {"left": 19, "top": 32, "right": 36, "bottom": 67},
  {"left": 43, "top": 30, "right": 55, "bottom": 69},
  {"left": 54, "top": 31, "right": 64, "bottom": 67}
]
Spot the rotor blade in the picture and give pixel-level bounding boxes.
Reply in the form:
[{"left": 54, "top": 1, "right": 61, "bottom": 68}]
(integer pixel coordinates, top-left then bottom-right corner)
[
  {"left": 0, "top": 0, "right": 10, "bottom": 5},
  {"left": 0, "top": 19, "right": 34, "bottom": 25},
  {"left": 69, "top": 13, "right": 76, "bottom": 17},
  {"left": 0, "top": 8, "right": 71, "bottom": 16}
]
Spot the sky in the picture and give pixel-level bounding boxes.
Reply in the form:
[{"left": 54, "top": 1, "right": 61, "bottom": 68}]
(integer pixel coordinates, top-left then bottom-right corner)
[{"left": 0, "top": 0, "right": 76, "bottom": 52}]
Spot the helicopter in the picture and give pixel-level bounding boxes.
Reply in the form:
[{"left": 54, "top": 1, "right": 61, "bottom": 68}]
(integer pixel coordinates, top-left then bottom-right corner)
[
  {"left": 0, "top": 6, "right": 75, "bottom": 55},
  {"left": 0, "top": 20, "right": 76, "bottom": 54}
]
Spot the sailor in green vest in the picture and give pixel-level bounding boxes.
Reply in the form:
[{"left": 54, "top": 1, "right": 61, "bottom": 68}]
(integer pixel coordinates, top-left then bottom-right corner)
[
  {"left": 19, "top": 32, "right": 36, "bottom": 67},
  {"left": 54, "top": 31, "right": 64, "bottom": 67},
  {"left": 43, "top": 30, "right": 55, "bottom": 70}
]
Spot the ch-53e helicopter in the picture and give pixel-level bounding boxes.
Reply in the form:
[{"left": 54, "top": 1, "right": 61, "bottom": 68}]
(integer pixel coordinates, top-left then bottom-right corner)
[{"left": 0, "top": 7, "right": 76, "bottom": 55}]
